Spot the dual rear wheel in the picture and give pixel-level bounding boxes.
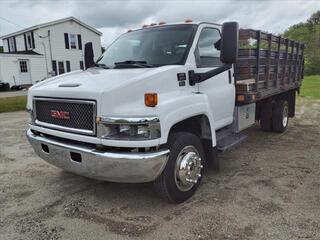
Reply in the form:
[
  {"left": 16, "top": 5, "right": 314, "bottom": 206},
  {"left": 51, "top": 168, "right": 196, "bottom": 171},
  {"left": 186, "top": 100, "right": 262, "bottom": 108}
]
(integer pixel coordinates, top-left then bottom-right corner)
[{"left": 260, "top": 100, "right": 289, "bottom": 133}]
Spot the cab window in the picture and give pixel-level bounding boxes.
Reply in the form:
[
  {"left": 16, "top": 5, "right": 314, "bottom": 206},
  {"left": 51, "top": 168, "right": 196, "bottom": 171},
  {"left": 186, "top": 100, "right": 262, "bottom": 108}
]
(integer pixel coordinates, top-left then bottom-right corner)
[{"left": 196, "top": 28, "right": 222, "bottom": 67}]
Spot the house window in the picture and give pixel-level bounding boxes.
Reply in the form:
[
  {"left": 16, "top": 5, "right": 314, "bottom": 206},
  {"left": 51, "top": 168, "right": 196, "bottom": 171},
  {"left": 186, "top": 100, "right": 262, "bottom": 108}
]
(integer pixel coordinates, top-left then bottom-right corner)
[
  {"left": 26, "top": 32, "right": 34, "bottom": 49},
  {"left": 70, "top": 34, "right": 77, "bottom": 49},
  {"left": 19, "top": 61, "right": 28, "bottom": 72},
  {"left": 8, "top": 37, "right": 16, "bottom": 52},
  {"left": 58, "top": 61, "right": 65, "bottom": 74},
  {"left": 64, "top": 33, "right": 82, "bottom": 50}
]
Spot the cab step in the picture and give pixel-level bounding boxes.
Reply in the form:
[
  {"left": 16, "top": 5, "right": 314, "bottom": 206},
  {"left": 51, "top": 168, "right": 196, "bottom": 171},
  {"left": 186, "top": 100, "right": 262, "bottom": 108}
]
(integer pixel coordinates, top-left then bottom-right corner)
[{"left": 216, "top": 133, "right": 247, "bottom": 152}]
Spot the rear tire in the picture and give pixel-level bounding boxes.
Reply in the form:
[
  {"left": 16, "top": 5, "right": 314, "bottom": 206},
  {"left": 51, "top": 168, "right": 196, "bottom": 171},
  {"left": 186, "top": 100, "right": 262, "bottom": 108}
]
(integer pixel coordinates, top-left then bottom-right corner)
[
  {"left": 272, "top": 100, "right": 289, "bottom": 133},
  {"left": 153, "top": 132, "right": 205, "bottom": 203}
]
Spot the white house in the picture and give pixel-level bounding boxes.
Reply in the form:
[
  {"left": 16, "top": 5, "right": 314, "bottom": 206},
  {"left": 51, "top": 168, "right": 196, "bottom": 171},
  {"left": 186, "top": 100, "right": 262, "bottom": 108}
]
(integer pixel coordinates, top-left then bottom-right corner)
[{"left": 0, "top": 17, "right": 102, "bottom": 87}]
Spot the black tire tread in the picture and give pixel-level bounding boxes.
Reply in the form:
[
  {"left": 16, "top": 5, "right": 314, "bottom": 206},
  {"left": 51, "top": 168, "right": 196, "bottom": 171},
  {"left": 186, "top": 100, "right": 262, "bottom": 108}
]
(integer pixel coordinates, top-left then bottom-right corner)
[
  {"left": 153, "top": 132, "right": 185, "bottom": 203},
  {"left": 153, "top": 166, "right": 174, "bottom": 202}
]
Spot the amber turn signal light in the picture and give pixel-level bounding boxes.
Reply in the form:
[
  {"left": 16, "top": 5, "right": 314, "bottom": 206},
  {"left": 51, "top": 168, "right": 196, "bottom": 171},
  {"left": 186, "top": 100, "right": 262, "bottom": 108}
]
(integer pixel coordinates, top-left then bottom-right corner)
[{"left": 145, "top": 93, "right": 158, "bottom": 107}]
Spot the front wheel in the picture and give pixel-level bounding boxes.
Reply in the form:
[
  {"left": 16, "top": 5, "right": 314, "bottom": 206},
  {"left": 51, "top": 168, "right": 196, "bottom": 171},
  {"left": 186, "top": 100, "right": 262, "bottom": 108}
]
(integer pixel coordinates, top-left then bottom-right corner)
[{"left": 153, "top": 132, "right": 205, "bottom": 203}]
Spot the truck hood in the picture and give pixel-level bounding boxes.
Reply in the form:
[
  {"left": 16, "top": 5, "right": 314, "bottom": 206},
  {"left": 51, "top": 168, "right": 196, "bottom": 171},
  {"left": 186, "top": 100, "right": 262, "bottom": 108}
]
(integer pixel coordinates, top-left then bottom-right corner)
[
  {"left": 29, "top": 67, "right": 156, "bottom": 99},
  {"left": 27, "top": 65, "right": 183, "bottom": 113}
]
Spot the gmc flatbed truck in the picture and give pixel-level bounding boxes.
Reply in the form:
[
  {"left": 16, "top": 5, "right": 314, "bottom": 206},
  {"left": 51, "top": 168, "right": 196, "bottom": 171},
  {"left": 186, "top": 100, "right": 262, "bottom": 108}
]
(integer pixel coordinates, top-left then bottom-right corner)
[{"left": 26, "top": 21, "right": 304, "bottom": 203}]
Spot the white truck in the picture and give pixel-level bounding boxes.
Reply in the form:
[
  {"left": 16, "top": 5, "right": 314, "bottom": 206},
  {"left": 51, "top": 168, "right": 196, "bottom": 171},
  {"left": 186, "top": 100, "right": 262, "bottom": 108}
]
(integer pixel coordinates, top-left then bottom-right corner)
[{"left": 27, "top": 21, "right": 304, "bottom": 203}]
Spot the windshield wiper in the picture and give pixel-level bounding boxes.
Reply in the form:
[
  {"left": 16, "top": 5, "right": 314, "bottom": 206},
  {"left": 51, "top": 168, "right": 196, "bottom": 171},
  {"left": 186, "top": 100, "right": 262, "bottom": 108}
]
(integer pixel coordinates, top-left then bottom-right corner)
[
  {"left": 93, "top": 63, "right": 110, "bottom": 69},
  {"left": 114, "top": 60, "right": 154, "bottom": 68}
]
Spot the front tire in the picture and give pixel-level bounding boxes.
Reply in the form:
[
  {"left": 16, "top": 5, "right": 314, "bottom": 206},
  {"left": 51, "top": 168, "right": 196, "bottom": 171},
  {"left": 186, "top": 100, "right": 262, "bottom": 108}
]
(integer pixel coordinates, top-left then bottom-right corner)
[{"left": 153, "top": 132, "right": 205, "bottom": 203}]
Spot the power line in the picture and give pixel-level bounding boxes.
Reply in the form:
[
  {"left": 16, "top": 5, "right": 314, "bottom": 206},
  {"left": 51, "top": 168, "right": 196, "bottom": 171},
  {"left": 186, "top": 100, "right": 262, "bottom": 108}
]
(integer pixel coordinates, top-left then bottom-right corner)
[
  {"left": 0, "top": 16, "right": 25, "bottom": 29},
  {"left": 0, "top": 16, "right": 43, "bottom": 38}
]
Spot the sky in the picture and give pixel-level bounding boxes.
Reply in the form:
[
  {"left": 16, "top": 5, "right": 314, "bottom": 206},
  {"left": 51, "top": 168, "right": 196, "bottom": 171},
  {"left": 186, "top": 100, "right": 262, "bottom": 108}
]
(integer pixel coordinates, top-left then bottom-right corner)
[{"left": 0, "top": 0, "right": 319, "bottom": 47}]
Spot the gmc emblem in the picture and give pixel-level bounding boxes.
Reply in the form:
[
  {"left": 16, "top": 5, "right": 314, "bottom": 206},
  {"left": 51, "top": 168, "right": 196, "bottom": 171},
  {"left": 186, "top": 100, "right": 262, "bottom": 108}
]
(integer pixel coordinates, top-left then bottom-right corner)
[{"left": 50, "top": 110, "right": 70, "bottom": 120}]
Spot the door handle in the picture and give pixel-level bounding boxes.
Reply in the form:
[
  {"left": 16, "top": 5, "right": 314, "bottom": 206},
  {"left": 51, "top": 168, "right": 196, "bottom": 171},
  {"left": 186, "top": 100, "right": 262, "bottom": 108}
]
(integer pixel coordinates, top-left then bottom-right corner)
[{"left": 228, "top": 70, "right": 232, "bottom": 84}]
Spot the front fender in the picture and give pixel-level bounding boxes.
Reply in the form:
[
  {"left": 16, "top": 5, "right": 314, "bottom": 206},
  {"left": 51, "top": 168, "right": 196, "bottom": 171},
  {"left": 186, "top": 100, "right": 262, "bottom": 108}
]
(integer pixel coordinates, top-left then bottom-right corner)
[{"left": 158, "top": 92, "right": 217, "bottom": 147}]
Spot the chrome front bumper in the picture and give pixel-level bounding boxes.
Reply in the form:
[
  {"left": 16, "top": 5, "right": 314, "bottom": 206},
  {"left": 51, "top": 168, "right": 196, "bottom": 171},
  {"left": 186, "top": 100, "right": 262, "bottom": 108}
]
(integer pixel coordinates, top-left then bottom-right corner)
[{"left": 26, "top": 129, "right": 169, "bottom": 183}]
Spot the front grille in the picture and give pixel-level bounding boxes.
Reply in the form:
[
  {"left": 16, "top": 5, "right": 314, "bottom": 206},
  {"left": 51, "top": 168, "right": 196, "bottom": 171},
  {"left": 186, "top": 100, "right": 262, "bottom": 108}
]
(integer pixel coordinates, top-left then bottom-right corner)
[{"left": 34, "top": 98, "right": 96, "bottom": 135}]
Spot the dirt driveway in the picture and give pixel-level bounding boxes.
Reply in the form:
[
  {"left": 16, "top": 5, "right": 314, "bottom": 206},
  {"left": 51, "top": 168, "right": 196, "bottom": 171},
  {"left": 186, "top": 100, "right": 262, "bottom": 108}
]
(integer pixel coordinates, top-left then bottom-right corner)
[{"left": 0, "top": 99, "right": 319, "bottom": 240}]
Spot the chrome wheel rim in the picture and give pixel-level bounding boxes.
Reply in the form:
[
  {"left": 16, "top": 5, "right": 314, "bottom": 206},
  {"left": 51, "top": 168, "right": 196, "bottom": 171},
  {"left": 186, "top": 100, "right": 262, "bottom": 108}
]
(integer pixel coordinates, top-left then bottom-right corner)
[
  {"left": 174, "top": 145, "right": 203, "bottom": 192},
  {"left": 283, "top": 105, "right": 289, "bottom": 127}
]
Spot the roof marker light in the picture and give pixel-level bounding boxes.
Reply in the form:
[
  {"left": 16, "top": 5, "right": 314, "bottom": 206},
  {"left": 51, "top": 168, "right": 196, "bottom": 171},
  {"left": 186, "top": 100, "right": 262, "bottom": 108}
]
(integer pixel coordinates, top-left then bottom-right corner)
[
  {"left": 150, "top": 23, "right": 157, "bottom": 26},
  {"left": 142, "top": 24, "right": 149, "bottom": 28},
  {"left": 159, "top": 21, "right": 166, "bottom": 25},
  {"left": 185, "top": 19, "right": 193, "bottom": 23}
]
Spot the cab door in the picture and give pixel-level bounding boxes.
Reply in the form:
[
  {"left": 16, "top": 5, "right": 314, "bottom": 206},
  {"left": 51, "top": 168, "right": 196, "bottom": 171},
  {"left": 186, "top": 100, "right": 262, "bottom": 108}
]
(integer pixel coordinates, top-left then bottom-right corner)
[{"left": 194, "top": 26, "right": 235, "bottom": 129}]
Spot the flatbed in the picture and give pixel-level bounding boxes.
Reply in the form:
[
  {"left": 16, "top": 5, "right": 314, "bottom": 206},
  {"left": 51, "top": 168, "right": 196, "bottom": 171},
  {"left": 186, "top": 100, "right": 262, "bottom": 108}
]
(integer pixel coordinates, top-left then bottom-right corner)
[{"left": 236, "top": 29, "right": 304, "bottom": 104}]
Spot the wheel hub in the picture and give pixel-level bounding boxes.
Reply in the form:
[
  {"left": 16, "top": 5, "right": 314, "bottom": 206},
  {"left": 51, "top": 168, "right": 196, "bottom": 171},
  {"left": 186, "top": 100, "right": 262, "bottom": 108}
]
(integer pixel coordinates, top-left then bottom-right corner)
[
  {"left": 175, "top": 146, "right": 203, "bottom": 191},
  {"left": 283, "top": 105, "right": 289, "bottom": 127}
]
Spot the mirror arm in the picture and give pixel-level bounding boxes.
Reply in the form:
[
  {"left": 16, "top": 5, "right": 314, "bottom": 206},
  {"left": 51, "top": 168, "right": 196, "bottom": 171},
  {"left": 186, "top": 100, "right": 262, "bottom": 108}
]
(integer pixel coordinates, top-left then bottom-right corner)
[{"left": 188, "top": 64, "right": 232, "bottom": 86}]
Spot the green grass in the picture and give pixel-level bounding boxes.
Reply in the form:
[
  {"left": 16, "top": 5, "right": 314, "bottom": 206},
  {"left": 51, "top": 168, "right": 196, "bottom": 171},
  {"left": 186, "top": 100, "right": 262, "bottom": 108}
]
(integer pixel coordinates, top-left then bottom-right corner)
[
  {"left": 300, "top": 75, "right": 320, "bottom": 99},
  {"left": 0, "top": 96, "right": 27, "bottom": 113}
]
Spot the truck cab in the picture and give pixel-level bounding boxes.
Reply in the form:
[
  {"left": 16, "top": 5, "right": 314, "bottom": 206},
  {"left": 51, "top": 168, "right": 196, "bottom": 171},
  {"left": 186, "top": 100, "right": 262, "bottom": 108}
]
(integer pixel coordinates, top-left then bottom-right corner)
[{"left": 27, "top": 21, "right": 304, "bottom": 203}]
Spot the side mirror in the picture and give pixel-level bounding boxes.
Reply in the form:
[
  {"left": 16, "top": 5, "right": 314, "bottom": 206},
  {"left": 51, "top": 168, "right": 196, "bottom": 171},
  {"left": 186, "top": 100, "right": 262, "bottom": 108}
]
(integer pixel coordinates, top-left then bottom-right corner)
[
  {"left": 84, "top": 42, "right": 94, "bottom": 69},
  {"left": 220, "top": 22, "right": 239, "bottom": 64}
]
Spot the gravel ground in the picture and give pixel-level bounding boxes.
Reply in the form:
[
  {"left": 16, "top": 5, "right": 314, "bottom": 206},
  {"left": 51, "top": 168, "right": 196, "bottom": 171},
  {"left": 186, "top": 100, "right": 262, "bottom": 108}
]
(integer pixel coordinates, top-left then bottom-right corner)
[{"left": 0, "top": 98, "right": 319, "bottom": 240}]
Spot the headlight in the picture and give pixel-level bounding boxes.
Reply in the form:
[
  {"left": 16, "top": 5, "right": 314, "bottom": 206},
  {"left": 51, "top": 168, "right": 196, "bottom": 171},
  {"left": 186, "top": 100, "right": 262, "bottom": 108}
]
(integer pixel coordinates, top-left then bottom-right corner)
[{"left": 98, "top": 117, "right": 161, "bottom": 140}]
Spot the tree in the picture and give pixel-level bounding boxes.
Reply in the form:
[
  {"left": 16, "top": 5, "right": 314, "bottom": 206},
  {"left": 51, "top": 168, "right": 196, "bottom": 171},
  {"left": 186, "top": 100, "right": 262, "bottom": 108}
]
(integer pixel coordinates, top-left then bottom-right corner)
[
  {"left": 307, "top": 11, "right": 320, "bottom": 29},
  {"left": 0, "top": 46, "right": 3, "bottom": 53},
  {"left": 283, "top": 10, "right": 320, "bottom": 75}
]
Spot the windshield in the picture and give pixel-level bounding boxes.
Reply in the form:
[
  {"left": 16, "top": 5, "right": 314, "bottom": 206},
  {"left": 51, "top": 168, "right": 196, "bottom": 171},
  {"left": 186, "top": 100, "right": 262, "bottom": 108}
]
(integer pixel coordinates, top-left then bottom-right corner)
[{"left": 96, "top": 24, "right": 197, "bottom": 68}]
